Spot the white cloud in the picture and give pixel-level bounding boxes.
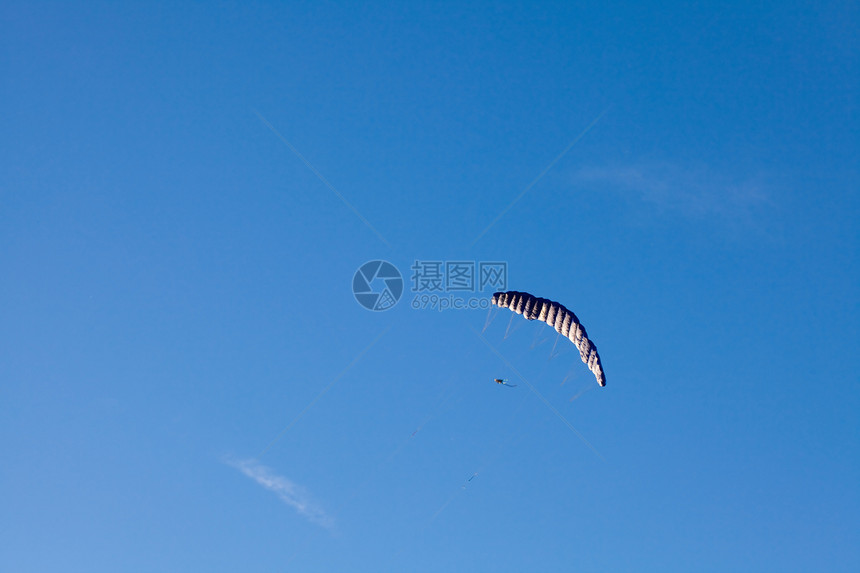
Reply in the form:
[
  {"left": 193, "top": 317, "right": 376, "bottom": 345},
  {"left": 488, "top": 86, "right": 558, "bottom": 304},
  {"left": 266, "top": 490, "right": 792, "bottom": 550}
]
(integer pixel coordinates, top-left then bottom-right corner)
[
  {"left": 576, "top": 162, "right": 770, "bottom": 219},
  {"left": 226, "top": 457, "right": 334, "bottom": 530}
]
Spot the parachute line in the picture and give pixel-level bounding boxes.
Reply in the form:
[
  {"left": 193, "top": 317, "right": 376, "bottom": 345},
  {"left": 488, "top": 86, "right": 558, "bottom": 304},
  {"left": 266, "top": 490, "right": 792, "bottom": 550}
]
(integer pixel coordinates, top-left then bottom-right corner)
[
  {"left": 482, "top": 306, "right": 497, "bottom": 333},
  {"left": 569, "top": 384, "right": 596, "bottom": 403},
  {"left": 503, "top": 312, "right": 518, "bottom": 339},
  {"left": 548, "top": 332, "right": 562, "bottom": 361}
]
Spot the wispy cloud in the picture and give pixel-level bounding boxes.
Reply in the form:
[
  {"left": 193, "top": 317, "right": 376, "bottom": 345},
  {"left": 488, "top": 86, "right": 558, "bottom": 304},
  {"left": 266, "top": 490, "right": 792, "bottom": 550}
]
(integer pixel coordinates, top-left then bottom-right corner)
[
  {"left": 226, "top": 457, "right": 334, "bottom": 530},
  {"left": 576, "top": 162, "right": 770, "bottom": 219}
]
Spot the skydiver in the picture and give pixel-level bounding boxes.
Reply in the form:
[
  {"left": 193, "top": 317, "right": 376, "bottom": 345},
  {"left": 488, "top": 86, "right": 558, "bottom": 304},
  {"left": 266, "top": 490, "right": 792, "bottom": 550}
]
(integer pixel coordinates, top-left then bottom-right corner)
[{"left": 494, "top": 378, "right": 517, "bottom": 387}]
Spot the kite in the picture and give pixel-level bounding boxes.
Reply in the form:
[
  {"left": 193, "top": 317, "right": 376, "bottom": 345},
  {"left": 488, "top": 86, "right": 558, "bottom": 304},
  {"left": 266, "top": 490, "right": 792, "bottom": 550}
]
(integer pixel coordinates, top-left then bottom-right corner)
[{"left": 491, "top": 291, "right": 606, "bottom": 386}]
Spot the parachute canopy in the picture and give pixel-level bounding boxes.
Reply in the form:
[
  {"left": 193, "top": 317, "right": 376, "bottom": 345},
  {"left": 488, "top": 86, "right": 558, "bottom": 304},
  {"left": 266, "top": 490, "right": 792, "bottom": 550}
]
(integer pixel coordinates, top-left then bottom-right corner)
[{"left": 491, "top": 291, "right": 606, "bottom": 387}]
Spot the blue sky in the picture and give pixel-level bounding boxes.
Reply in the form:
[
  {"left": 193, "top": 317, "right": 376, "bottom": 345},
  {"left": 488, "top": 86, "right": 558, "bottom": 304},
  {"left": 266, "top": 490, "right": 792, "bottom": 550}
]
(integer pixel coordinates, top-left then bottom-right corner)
[{"left": 2, "top": 1, "right": 857, "bottom": 571}]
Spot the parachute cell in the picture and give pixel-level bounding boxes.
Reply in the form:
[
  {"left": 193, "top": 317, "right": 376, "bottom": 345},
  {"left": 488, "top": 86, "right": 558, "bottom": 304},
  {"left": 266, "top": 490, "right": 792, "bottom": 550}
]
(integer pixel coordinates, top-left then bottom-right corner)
[{"left": 491, "top": 291, "right": 606, "bottom": 387}]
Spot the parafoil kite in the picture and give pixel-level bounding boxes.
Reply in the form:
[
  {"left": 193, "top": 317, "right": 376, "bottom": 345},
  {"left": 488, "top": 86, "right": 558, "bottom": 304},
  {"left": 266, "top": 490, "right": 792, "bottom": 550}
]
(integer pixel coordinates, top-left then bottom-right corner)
[{"left": 491, "top": 291, "right": 606, "bottom": 387}]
